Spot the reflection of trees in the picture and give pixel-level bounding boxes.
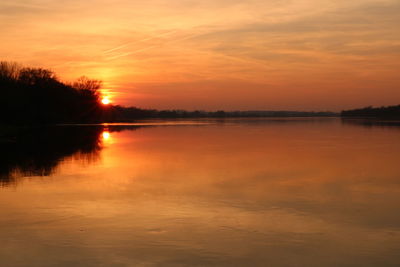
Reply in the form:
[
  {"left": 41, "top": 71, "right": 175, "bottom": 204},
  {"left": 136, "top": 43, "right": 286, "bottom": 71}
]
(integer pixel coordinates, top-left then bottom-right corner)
[
  {"left": 0, "top": 126, "right": 103, "bottom": 186},
  {"left": 0, "top": 125, "right": 145, "bottom": 187},
  {"left": 341, "top": 118, "right": 400, "bottom": 129}
]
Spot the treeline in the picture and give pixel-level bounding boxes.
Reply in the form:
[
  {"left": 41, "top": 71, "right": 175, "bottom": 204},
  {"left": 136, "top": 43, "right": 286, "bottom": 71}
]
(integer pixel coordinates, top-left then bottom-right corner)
[
  {"left": 341, "top": 105, "right": 400, "bottom": 119},
  {"left": 1, "top": 61, "right": 337, "bottom": 124},
  {"left": 109, "top": 107, "right": 337, "bottom": 121},
  {"left": 0, "top": 61, "right": 106, "bottom": 124}
]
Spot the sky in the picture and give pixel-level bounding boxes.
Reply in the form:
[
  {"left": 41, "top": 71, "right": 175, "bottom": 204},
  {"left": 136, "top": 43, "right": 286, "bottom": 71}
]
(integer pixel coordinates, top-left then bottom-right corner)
[{"left": 0, "top": 0, "right": 399, "bottom": 111}]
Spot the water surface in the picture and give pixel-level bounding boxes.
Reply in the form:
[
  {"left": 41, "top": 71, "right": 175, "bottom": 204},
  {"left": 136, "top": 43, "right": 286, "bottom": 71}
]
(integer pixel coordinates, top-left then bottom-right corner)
[{"left": 1, "top": 118, "right": 400, "bottom": 266}]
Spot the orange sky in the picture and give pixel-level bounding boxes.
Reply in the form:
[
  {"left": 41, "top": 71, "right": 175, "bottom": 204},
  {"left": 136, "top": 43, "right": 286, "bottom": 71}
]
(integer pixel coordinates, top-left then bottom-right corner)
[{"left": 1, "top": 0, "right": 399, "bottom": 111}]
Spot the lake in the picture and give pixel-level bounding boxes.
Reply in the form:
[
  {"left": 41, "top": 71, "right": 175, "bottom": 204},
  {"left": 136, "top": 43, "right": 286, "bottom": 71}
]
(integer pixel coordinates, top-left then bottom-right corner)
[{"left": 1, "top": 118, "right": 400, "bottom": 266}]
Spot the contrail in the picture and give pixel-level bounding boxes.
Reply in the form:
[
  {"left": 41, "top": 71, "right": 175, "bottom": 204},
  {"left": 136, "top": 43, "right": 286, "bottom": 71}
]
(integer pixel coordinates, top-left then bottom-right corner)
[
  {"left": 104, "top": 31, "right": 205, "bottom": 61},
  {"left": 105, "top": 47, "right": 157, "bottom": 60},
  {"left": 102, "top": 30, "right": 178, "bottom": 54}
]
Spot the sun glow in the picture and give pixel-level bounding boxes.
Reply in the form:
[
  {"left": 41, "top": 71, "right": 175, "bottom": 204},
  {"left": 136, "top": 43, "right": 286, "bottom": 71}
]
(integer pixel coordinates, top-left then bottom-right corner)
[
  {"left": 102, "top": 131, "right": 110, "bottom": 140},
  {"left": 101, "top": 97, "right": 110, "bottom": 105}
]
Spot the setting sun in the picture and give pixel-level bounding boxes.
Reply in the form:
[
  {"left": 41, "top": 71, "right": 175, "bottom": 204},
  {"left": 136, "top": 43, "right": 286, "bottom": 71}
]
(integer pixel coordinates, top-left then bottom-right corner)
[
  {"left": 101, "top": 97, "right": 110, "bottom": 105},
  {"left": 102, "top": 131, "right": 110, "bottom": 140}
]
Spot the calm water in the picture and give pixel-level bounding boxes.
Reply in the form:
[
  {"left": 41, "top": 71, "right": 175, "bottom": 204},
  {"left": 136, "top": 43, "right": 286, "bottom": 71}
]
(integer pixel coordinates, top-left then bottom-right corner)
[{"left": 1, "top": 118, "right": 400, "bottom": 266}]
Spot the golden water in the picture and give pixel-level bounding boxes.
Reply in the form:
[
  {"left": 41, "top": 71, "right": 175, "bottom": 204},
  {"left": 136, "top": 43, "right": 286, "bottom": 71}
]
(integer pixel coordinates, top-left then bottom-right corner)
[{"left": 1, "top": 118, "right": 400, "bottom": 266}]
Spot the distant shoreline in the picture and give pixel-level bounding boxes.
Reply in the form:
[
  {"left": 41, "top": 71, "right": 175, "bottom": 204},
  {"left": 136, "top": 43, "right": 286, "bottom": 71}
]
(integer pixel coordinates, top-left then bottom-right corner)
[{"left": 341, "top": 105, "right": 400, "bottom": 119}]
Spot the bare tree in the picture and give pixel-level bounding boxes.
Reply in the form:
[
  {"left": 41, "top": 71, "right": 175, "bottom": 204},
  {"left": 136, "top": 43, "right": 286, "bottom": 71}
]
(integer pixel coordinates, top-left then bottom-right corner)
[
  {"left": 0, "top": 61, "right": 21, "bottom": 81},
  {"left": 19, "top": 68, "right": 57, "bottom": 85},
  {"left": 72, "top": 76, "right": 102, "bottom": 92}
]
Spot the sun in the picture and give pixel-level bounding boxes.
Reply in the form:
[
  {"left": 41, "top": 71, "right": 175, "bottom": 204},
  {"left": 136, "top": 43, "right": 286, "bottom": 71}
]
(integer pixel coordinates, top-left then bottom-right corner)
[
  {"left": 101, "top": 97, "right": 110, "bottom": 105},
  {"left": 102, "top": 131, "right": 110, "bottom": 140}
]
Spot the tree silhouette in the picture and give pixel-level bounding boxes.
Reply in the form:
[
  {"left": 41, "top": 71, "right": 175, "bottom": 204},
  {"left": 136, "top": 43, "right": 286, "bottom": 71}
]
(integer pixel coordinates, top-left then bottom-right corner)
[
  {"left": 342, "top": 105, "right": 400, "bottom": 119},
  {"left": 0, "top": 61, "right": 105, "bottom": 124}
]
